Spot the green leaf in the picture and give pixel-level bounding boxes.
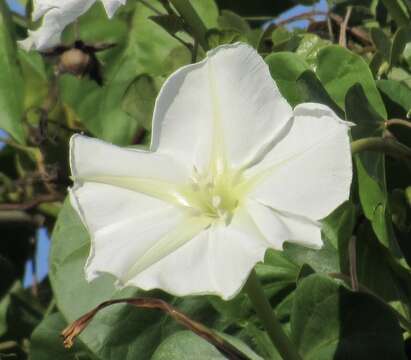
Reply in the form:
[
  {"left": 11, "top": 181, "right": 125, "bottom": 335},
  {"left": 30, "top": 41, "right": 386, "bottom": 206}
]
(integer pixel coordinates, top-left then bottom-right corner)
[
  {"left": 377, "top": 79, "right": 411, "bottom": 114},
  {"left": 316, "top": 45, "right": 387, "bottom": 118},
  {"left": 346, "top": 83, "right": 384, "bottom": 140},
  {"left": 390, "top": 25, "right": 411, "bottom": 67},
  {"left": 30, "top": 312, "right": 93, "bottom": 360},
  {"left": 322, "top": 201, "right": 356, "bottom": 250},
  {"left": 345, "top": 84, "right": 400, "bottom": 252},
  {"left": 59, "top": 75, "right": 139, "bottom": 145},
  {"left": 152, "top": 331, "right": 262, "bottom": 360},
  {"left": 257, "top": 249, "right": 299, "bottom": 283},
  {"left": 295, "top": 34, "right": 330, "bottom": 69},
  {"left": 17, "top": 49, "right": 48, "bottom": 110},
  {"left": 241, "top": 323, "right": 279, "bottom": 359},
  {"left": 206, "top": 28, "right": 246, "bottom": 49},
  {"left": 0, "top": 255, "right": 14, "bottom": 298},
  {"left": 296, "top": 70, "right": 343, "bottom": 117},
  {"left": 121, "top": 75, "right": 159, "bottom": 131},
  {"left": 149, "top": 14, "right": 185, "bottom": 35},
  {"left": 6, "top": 285, "right": 45, "bottom": 339},
  {"left": 63, "top": 2, "right": 128, "bottom": 45},
  {"left": 217, "top": 10, "right": 251, "bottom": 34},
  {"left": 151, "top": 331, "right": 226, "bottom": 360},
  {"left": 371, "top": 27, "right": 392, "bottom": 62},
  {"left": 369, "top": 51, "right": 386, "bottom": 77},
  {"left": 191, "top": 0, "right": 219, "bottom": 29},
  {"left": 0, "top": 285, "right": 11, "bottom": 337},
  {"left": 271, "top": 27, "right": 292, "bottom": 48},
  {"left": 265, "top": 52, "right": 309, "bottom": 106},
  {"left": 162, "top": 46, "right": 192, "bottom": 74},
  {"left": 291, "top": 274, "right": 407, "bottom": 360},
  {"left": 0, "top": 0, "right": 24, "bottom": 143},
  {"left": 355, "top": 222, "right": 411, "bottom": 323},
  {"left": 283, "top": 239, "right": 340, "bottom": 274}
]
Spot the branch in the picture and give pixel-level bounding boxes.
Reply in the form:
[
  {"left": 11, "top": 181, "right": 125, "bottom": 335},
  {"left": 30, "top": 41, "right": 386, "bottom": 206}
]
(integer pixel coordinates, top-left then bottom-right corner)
[
  {"left": 0, "top": 194, "right": 64, "bottom": 211},
  {"left": 329, "top": 13, "right": 371, "bottom": 45},
  {"left": 62, "top": 297, "right": 251, "bottom": 360}
]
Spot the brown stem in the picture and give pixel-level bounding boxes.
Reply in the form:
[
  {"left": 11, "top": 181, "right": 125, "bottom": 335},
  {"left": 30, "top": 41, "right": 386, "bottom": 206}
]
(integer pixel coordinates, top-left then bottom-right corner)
[
  {"left": 62, "top": 297, "right": 251, "bottom": 360},
  {"left": 348, "top": 236, "right": 359, "bottom": 291},
  {"left": 339, "top": 6, "right": 352, "bottom": 47},
  {"left": 386, "top": 119, "right": 411, "bottom": 130},
  {"left": 329, "top": 13, "right": 371, "bottom": 45},
  {"left": 275, "top": 11, "right": 328, "bottom": 27}
]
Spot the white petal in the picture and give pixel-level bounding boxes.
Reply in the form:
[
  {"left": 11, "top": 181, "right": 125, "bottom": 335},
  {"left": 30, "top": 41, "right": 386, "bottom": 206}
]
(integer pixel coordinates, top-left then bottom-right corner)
[
  {"left": 70, "top": 135, "right": 191, "bottom": 203},
  {"left": 130, "top": 207, "right": 270, "bottom": 300},
  {"left": 101, "top": 0, "right": 126, "bottom": 18},
  {"left": 152, "top": 43, "right": 292, "bottom": 172},
  {"left": 70, "top": 182, "right": 192, "bottom": 282},
  {"left": 20, "top": 0, "right": 125, "bottom": 51},
  {"left": 245, "top": 103, "right": 352, "bottom": 220},
  {"left": 246, "top": 199, "right": 322, "bottom": 249}
]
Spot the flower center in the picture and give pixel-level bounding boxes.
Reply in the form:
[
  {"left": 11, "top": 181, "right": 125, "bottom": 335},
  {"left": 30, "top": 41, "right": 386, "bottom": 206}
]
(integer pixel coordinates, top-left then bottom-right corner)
[{"left": 181, "top": 166, "right": 244, "bottom": 223}]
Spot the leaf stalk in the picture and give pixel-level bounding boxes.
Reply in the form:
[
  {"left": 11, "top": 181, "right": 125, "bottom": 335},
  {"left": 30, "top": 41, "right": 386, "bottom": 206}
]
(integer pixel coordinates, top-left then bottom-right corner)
[{"left": 244, "top": 270, "right": 302, "bottom": 360}]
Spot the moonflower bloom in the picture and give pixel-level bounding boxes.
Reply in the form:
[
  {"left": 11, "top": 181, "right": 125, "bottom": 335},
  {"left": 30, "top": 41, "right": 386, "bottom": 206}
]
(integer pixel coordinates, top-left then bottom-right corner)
[
  {"left": 69, "top": 43, "right": 352, "bottom": 300},
  {"left": 19, "top": 0, "right": 126, "bottom": 51}
]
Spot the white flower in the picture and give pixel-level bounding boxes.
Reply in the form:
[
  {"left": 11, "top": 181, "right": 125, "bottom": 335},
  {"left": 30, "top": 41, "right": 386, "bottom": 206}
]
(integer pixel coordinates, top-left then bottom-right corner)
[
  {"left": 69, "top": 43, "right": 352, "bottom": 300},
  {"left": 19, "top": 0, "right": 126, "bottom": 51}
]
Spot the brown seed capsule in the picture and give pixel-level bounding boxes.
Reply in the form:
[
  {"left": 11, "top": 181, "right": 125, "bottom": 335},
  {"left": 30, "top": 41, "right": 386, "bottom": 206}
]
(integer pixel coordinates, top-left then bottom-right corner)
[{"left": 58, "top": 48, "right": 90, "bottom": 76}]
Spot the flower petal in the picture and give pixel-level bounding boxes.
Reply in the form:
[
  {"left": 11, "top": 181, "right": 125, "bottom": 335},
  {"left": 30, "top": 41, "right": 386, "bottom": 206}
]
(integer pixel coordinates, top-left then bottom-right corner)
[
  {"left": 152, "top": 43, "right": 292, "bottom": 172},
  {"left": 246, "top": 199, "right": 322, "bottom": 249},
  {"left": 70, "top": 135, "right": 191, "bottom": 204},
  {"left": 20, "top": 0, "right": 125, "bottom": 51},
  {"left": 70, "top": 182, "right": 191, "bottom": 282},
  {"left": 101, "top": 0, "right": 126, "bottom": 18},
  {"left": 245, "top": 103, "right": 352, "bottom": 220},
  {"left": 129, "top": 207, "right": 270, "bottom": 300}
]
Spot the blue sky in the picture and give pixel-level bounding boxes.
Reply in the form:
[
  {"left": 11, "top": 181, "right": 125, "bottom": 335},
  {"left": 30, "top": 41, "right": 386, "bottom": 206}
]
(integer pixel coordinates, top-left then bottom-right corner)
[
  {"left": 4, "top": 0, "right": 327, "bottom": 287},
  {"left": 277, "top": 0, "right": 327, "bottom": 28},
  {"left": 6, "top": 0, "right": 24, "bottom": 14}
]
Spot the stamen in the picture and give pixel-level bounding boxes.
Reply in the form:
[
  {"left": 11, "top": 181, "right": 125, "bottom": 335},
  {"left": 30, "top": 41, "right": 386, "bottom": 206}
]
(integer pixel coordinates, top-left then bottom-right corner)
[{"left": 212, "top": 195, "right": 221, "bottom": 208}]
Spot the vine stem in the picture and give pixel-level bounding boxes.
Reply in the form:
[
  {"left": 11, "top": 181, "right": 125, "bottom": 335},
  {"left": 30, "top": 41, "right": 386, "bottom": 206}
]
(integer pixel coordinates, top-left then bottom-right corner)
[
  {"left": 386, "top": 118, "right": 411, "bottom": 130},
  {"left": 351, "top": 137, "right": 411, "bottom": 159},
  {"left": 169, "top": 0, "right": 209, "bottom": 50},
  {"left": 244, "top": 270, "right": 302, "bottom": 360}
]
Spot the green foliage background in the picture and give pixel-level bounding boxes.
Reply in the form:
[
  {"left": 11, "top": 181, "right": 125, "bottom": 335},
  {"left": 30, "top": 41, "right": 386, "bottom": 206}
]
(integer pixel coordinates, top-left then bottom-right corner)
[{"left": 1, "top": 0, "right": 411, "bottom": 358}]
